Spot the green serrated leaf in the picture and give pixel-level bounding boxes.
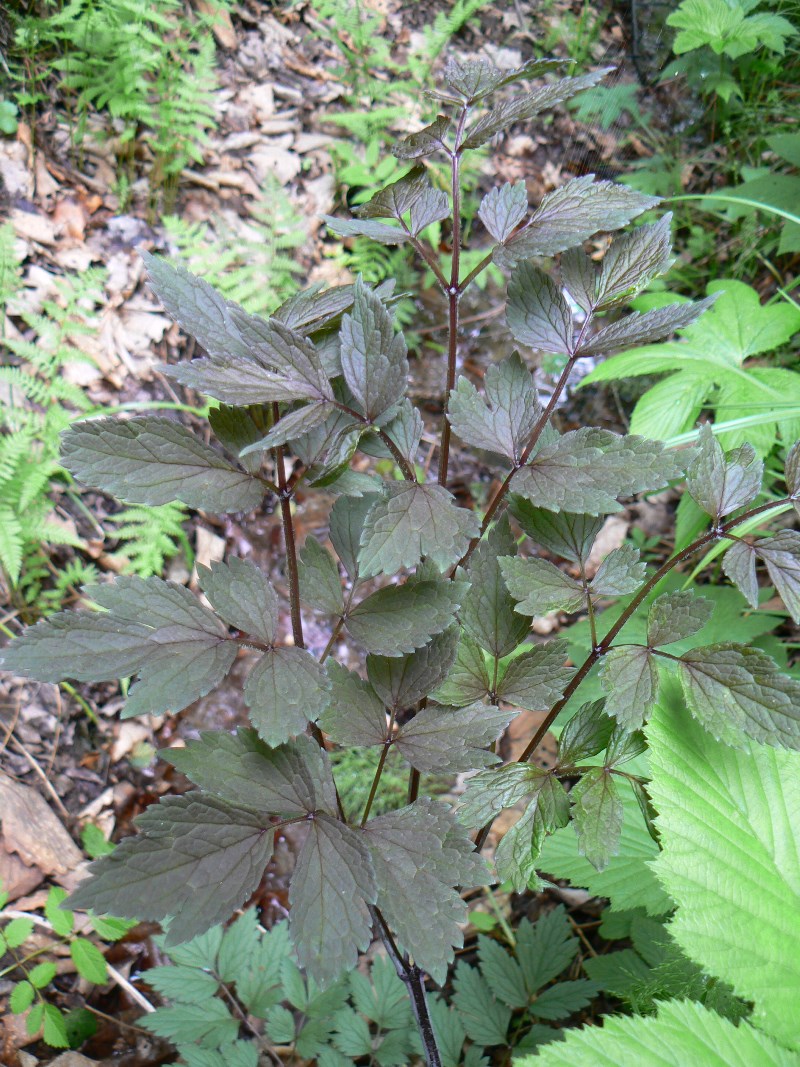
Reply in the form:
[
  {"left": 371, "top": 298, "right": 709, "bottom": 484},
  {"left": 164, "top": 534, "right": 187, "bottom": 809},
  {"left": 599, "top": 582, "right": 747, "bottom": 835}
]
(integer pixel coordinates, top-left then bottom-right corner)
[
  {"left": 198, "top": 557, "right": 279, "bottom": 644},
  {"left": 599, "top": 646, "right": 658, "bottom": 730},
  {"left": 570, "top": 768, "right": 623, "bottom": 870},
  {"left": 28, "top": 961, "right": 57, "bottom": 988},
  {"left": 70, "top": 937, "right": 108, "bottom": 983},
  {"left": 477, "top": 935, "right": 528, "bottom": 1008},
  {"left": 509, "top": 500, "right": 603, "bottom": 565},
  {"left": 245, "top": 645, "right": 331, "bottom": 745},
  {"left": 142, "top": 999, "right": 239, "bottom": 1048},
  {"left": 9, "top": 981, "right": 35, "bottom": 1014},
  {"left": 297, "top": 536, "right": 344, "bottom": 616},
  {"left": 367, "top": 626, "right": 460, "bottom": 710},
  {"left": 392, "top": 115, "right": 451, "bottom": 159},
  {"left": 687, "top": 425, "right": 763, "bottom": 519},
  {"left": 42, "top": 1002, "right": 69, "bottom": 1047},
  {"left": 494, "top": 774, "right": 570, "bottom": 891},
  {"left": 722, "top": 539, "right": 759, "bottom": 609},
  {"left": 647, "top": 590, "right": 715, "bottom": 646},
  {"left": 558, "top": 700, "right": 615, "bottom": 765},
  {"left": 341, "top": 277, "right": 408, "bottom": 420},
  {"left": 459, "top": 516, "right": 532, "bottom": 657},
  {"left": 448, "top": 354, "right": 541, "bottom": 465},
  {"left": 497, "top": 641, "right": 575, "bottom": 711},
  {"left": 4, "top": 917, "right": 34, "bottom": 948},
  {"left": 347, "top": 579, "right": 464, "bottom": 656},
  {"left": 432, "top": 632, "right": 492, "bottom": 706},
  {"left": 499, "top": 555, "right": 584, "bottom": 615},
  {"left": 478, "top": 182, "right": 528, "bottom": 242},
  {"left": 144, "top": 964, "right": 219, "bottom": 1004},
  {"left": 507, "top": 261, "right": 574, "bottom": 355},
  {"left": 590, "top": 544, "right": 647, "bottom": 596},
  {"left": 452, "top": 961, "right": 512, "bottom": 1045},
  {"left": 319, "top": 662, "right": 388, "bottom": 746},
  {"left": 755, "top": 530, "right": 800, "bottom": 624},
  {"left": 532, "top": 979, "right": 600, "bottom": 1021},
  {"left": 395, "top": 701, "right": 513, "bottom": 774}
]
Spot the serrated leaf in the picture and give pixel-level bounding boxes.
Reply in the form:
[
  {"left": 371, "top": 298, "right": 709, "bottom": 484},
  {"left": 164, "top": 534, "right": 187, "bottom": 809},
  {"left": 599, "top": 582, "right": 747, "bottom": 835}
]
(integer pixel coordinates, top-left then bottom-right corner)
[
  {"left": 558, "top": 700, "right": 615, "bottom": 765},
  {"left": 358, "top": 483, "right": 479, "bottom": 577},
  {"left": 452, "top": 961, "right": 512, "bottom": 1045},
  {"left": 89, "top": 914, "right": 134, "bottom": 940},
  {"left": 478, "top": 182, "right": 528, "bottom": 242},
  {"left": 347, "top": 579, "right": 463, "bottom": 656},
  {"left": 322, "top": 216, "right": 408, "bottom": 245},
  {"left": 144, "top": 964, "right": 220, "bottom": 1004},
  {"left": 445, "top": 56, "right": 564, "bottom": 103},
  {"left": 459, "top": 763, "right": 552, "bottom": 826},
  {"left": 497, "top": 641, "right": 574, "bottom": 711},
  {"left": 231, "top": 920, "right": 292, "bottom": 1015},
  {"left": 605, "top": 724, "right": 647, "bottom": 767},
  {"left": 244, "top": 646, "right": 330, "bottom": 745},
  {"left": 42, "top": 1003, "right": 69, "bottom": 1047},
  {"left": 589, "top": 215, "right": 673, "bottom": 310},
  {"left": 509, "top": 500, "right": 603, "bottom": 565},
  {"left": 647, "top": 590, "right": 715, "bottom": 646},
  {"left": 353, "top": 167, "right": 429, "bottom": 220},
  {"left": 142, "top": 999, "right": 239, "bottom": 1048},
  {"left": 678, "top": 643, "right": 800, "bottom": 749},
  {"left": 722, "top": 539, "right": 759, "bottom": 609},
  {"left": 319, "top": 662, "right": 388, "bottom": 746},
  {"left": 516, "top": 999, "right": 800, "bottom": 1067},
  {"left": 410, "top": 186, "right": 450, "bottom": 236},
  {"left": 755, "top": 530, "right": 800, "bottom": 623},
  {"left": 395, "top": 701, "right": 512, "bottom": 773},
  {"left": 9, "top": 981, "right": 34, "bottom": 1014},
  {"left": 786, "top": 441, "right": 800, "bottom": 510},
  {"left": 289, "top": 814, "right": 376, "bottom": 988},
  {"left": 164, "top": 730, "right": 336, "bottom": 815},
  {"left": 512, "top": 428, "right": 683, "bottom": 515},
  {"left": 495, "top": 175, "right": 659, "bottom": 268},
  {"left": 67, "top": 793, "right": 275, "bottom": 946},
  {"left": 459, "top": 515, "right": 532, "bottom": 657},
  {"left": 494, "top": 773, "right": 570, "bottom": 891},
  {"left": 578, "top": 295, "right": 718, "bottom": 357},
  {"left": 432, "top": 632, "right": 493, "bottom": 706},
  {"left": 461, "top": 70, "right": 609, "bottom": 152},
  {"left": 507, "top": 261, "right": 574, "bottom": 355},
  {"left": 366, "top": 626, "right": 460, "bottom": 710},
  {"left": 647, "top": 696, "right": 800, "bottom": 1051},
  {"left": 499, "top": 555, "right": 584, "bottom": 615},
  {"left": 570, "top": 767, "right": 623, "bottom": 870},
  {"left": 330, "top": 493, "right": 377, "bottom": 579},
  {"left": 364, "top": 798, "right": 489, "bottom": 984},
  {"left": 28, "top": 961, "right": 57, "bottom": 988},
  {"left": 392, "top": 115, "right": 450, "bottom": 158},
  {"left": 340, "top": 278, "right": 408, "bottom": 420},
  {"left": 26, "top": 1002, "right": 43, "bottom": 1038},
  {"left": 532, "top": 979, "right": 600, "bottom": 1021},
  {"left": 332, "top": 1007, "right": 372, "bottom": 1057},
  {"left": 687, "top": 425, "right": 763, "bottom": 518},
  {"left": 70, "top": 938, "right": 107, "bottom": 983},
  {"left": 372, "top": 397, "right": 423, "bottom": 465},
  {"left": 249, "top": 401, "right": 339, "bottom": 451},
  {"left": 4, "top": 917, "right": 34, "bottom": 948},
  {"left": 0, "top": 575, "right": 236, "bottom": 719},
  {"left": 599, "top": 646, "right": 658, "bottom": 730},
  {"left": 208, "top": 405, "right": 264, "bottom": 475},
  {"left": 591, "top": 544, "right": 646, "bottom": 596},
  {"left": 297, "top": 537, "right": 344, "bottom": 616},
  {"left": 448, "top": 354, "right": 541, "bottom": 464},
  {"left": 198, "top": 557, "right": 279, "bottom": 643},
  {"left": 477, "top": 935, "right": 528, "bottom": 1008},
  {"left": 62, "top": 417, "right": 264, "bottom": 512}
]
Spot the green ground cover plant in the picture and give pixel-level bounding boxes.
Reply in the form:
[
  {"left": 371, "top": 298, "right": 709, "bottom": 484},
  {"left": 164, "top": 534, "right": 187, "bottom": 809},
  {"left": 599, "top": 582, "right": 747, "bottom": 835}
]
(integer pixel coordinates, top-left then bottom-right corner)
[{"left": 2, "top": 57, "right": 800, "bottom": 1064}]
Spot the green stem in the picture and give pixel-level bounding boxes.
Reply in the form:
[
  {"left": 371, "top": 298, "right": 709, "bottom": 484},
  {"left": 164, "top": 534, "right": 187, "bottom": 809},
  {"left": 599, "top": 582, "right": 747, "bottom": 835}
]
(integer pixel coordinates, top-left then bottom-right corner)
[{"left": 360, "top": 743, "right": 390, "bottom": 826}]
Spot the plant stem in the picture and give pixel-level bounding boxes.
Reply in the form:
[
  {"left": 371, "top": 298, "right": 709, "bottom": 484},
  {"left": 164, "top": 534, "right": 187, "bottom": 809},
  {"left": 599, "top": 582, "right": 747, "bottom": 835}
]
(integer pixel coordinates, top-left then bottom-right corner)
[
  {"left": 329, "top": 399, "right": 417, "bottom": 481},
  {"left": 273, "top": 421, "right": 303, "bottom": 651},
  {"left": 361, "top": 743, "right": 390, "bottom": 826}
]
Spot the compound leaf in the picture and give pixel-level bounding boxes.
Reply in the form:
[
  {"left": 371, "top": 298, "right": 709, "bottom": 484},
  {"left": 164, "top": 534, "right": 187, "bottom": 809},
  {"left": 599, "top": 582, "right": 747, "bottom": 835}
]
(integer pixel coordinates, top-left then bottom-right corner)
[
  {"left": 432, "top": 633, "right": 493, "bottom": 707},
  {"left": 499, "top": 556, "right": 585, "bottom": 615},
  {"left": 340, "top": 278, "right": 408, "bottom": 420},
  {"left": 452, "top": 962, "right": 512, "bottom": 1046},
  {"left": 347, "top": 579, "right": 464, "bottom": 656},
  {"left": 755, "top": 530, "right": 800, "bottom": 623},
  {"left": 509, "top": 500, "right": 603, "bottom": 565},
  {"left": 198, "top": 557, "right": 279, "bottom": 644},
  {"left": 448, "top": 354, "right": 541, "bottom": 464},
  {"left": 570, "top": 768, "right": 624, "bottom": 871},
  {"left": 163, "top": 730, "right": 336, "bottom": 816},
  {"left": 68, "top": 793, "right": 275, "bottom": 946},
  {"left": 290, "top": 815, "right": 376, "bottom": 988},
  {"left": 460, "top": 515, "right": 532, "bottom": 657},
  {"left": 358, "top": 483, "right": 480, "bottom": 577},
  {"left": 679, "top": 643, "right": 800, "bottom": 749},
  {"left": 319, "top": 662, "right": 388, "bottom": 747},
  {"left": 245, "top": 647, "right": 331, "bottom": 745},
  {"left": 558, "top": 700, "right": 615, "bottom": 765},
  {"left": 460, "top": 763, "right": 553, "bottom": 827},
  {"left": 599, "top": 646, "right": 658, "bottom": 730},
  {"left": 507, "top": 261, "right": 574, "bottom": 355},
  {"left": 62, "top": 417, "right": 264, "bottom": 512},
  {"left": 647, "top": 590, "right": 715, "bottom": 646},
  {"left": 478, "top": 181, "right": 528, "bottom": 242},
  {"left": 395, "top": 701, "right": 513, "bottom": 773},
  {"left": 494, "top": 773, "right": 570, "bottom": 890},
  {"left": 367, "top": 626, "right": 460, "bottom": 710},
  {"left": 364, "top": 798, "right": 490, "bottom": 984},
  {"left": 497, "top": 641, "right": 574, "bottom": 711},
  {"left": 686, "top": 424, "right": 763, "bottom": 518},
  {"left": 590, "top": 544, "right": 647, "bottom": 596},
  {"left": 297, "top": 537, "right": 345, "bottom": 616}
]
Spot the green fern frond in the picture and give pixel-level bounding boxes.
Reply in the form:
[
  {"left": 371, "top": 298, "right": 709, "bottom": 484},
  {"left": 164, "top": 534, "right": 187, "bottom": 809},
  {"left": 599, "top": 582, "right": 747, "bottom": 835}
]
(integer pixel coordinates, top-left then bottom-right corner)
[{"left": 107, "top": 501, "right": 191, "bottom": 578}]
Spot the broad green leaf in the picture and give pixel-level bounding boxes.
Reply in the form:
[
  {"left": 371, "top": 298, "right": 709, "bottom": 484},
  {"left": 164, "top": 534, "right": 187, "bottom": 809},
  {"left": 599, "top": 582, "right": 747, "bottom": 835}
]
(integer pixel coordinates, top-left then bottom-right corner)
[
  {"left": 392, "top": 115, "right": 451, "bottom": 159},
  {"left": 499, "top": 555, "right": 584, "bottom": 615},
  {"left": 460, "top": 516, "right": 532, "bottom": 657},
  {"left": 678, "top": 642, "right": 800, "bottom": 749},
  {"left": 367, "top": 626, "right": 460, "bottom": 710},
  {"left": 476, "top": 935, "right": 528, "bottom": 1008},
  {"left": 395, "top": 701, "right": 513, "bottom": 773},
  {"left": 0, "top": 576, "right": 236, "bottom": 719},
  {"left": 478, "top": 181, "right": 528, "bottom": 242},
  {"left": 460, "top": 763, "right": 555, "bottom": 827},
  {"left": 340, "top": 278, "right": 408, "bottom": 420},
  {"left": 432, "top": 633, "right": 493, "bottom": 706},
  {"left": 358, "top": 483, "right": 480, "bottom": 577},
  {"left": 531, "top": 979, "right": 600, "bottom": 1021},
  {"left": 517, "top": 999, "right": 800, "bottom": 1066},
  {"left": 289, "top": 814, "right": 376, "bottom": 987},
  {"left": 668, "top": 0, "right": 797, "bottom": 57},
  {"left": 409, "top": 186, "right": 450, "bottom": 236},
  {"left": 512, "top": 428, "right": 683, "bottom": 515},
  {"left": 538, "top": 783, "right": 672, "bottom": 915},
  {"left": 599, "top": 646, "right": 658, "bottom": 730},
  {"left": 558, "top": 699, "right": 615, "bottom": 765},
  {"left": 461, "top": 70, "right": 609, "bottom": 153},
  {"left": 319, "top": 662, "right": 388, "bottom": 746},
  {"left": 62, "top": 417, "right": 264, "bottom": 512},
  {"left": 244, "top": 646, "right": 331, "bottom": 745},
  {"left": 235, "top": 923, "right": 293, "bottom": 1016},
  {"left": 251, "top": 401, "right": 339, "bottom": 451},
  {"left": 496, "top": 641, "right": 575, "bottom": 711},
  {"left": 144, "top": 964, "right": 220, "bottom": 1004},
  {"left": 42, "top": 1003, "right": 69, "bottom": 1047},
  {"left": 515, "top": 909, "right": 579, "bottom": 992},
  {"left": 590, "top": 215, "right": 673, "bottom": 310},
  {"left": 70, "top": 938, "right": 108, "bottom": 983},
  {"left": 755, "top": 530, "right": 800, "bottom": 623},
  {"left": 347, "top": 579, "right": 464, "bottom": 656},
  {"left": 28, "top": 961, "right": 56, "bottom": 988},
  {"left": 494, "top": 773, "right": 570, "bottom": 890},
  {"left": 329, "top": 493, "right": 377, "bottom": 579},
  {"left": 647, "top": 696, "right": 800, "bottom": 1050},
  {"left": 452, "top": 962, "right": 512, "bottom": 1045},
  {"left": 364, "top": 798, "right": 489, "bottom": 984},
  {"left": 142, "top": 999, "right": 238, "bottom": 1049},
  {"left": 447, "top": 354, "right": 541, "bottom": 464},
  {"left": 445, "top": 55, "right": 564, "bottom": 103},
  {"left": 3, "top": 917, "right": 33, "bottom": 948},
  {"left": 509, "top": 500, "right": 603, "bottom": 564},
  {"left": 686, "top": 425, "right": 763, "bottom": 518},
  {"left": 506, "top": 262, "right": 574, "bottom": 356},
  {"left": 570, "top": 768, "right": 624, "bottom": 870},
  {"left": 495, "top": 174, "right": 659, "bottom": 267},
  {"left": 297, "top": 537, "right": 344, "bottom": 616},
  {"left": 590, "top": 544, "right": 646, "bottom": 596},
  {"left": 647, "top": 590, "right": 715, "bottom": 646},
  {"left": 164, "top": 730, "right": 337, "bottom": 815},
  {"left": 68, "top": 793, "right": 275, "bottom": 946},
  {"left": 228, "top": 312, "right": 334, "bottom": 401},
  {"left": 9, "top": 981, "right": 34, "bottom": 1013},
  {"left": 353, "top": 167, "right": 429, "bottom": 220},
  {"left": 198, "top": 556, "right": 279, "bottom": 644}
]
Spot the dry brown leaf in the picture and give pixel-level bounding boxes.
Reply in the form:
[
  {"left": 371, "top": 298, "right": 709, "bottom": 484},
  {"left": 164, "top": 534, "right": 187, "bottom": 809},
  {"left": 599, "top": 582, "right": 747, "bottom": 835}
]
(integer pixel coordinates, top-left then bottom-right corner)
[
  {"left": 0, "top": 840, "right": 43, "bottom": 900},
  {"left": 0, "top": 770, "right": 82, "bottom": 880}
]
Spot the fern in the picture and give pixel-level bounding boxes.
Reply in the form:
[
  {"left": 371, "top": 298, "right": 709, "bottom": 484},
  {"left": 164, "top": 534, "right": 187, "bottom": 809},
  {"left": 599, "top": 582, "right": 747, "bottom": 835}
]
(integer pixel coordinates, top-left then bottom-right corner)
[{"left": 108, "top": 502, "right": 191, "bottom": 578}]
